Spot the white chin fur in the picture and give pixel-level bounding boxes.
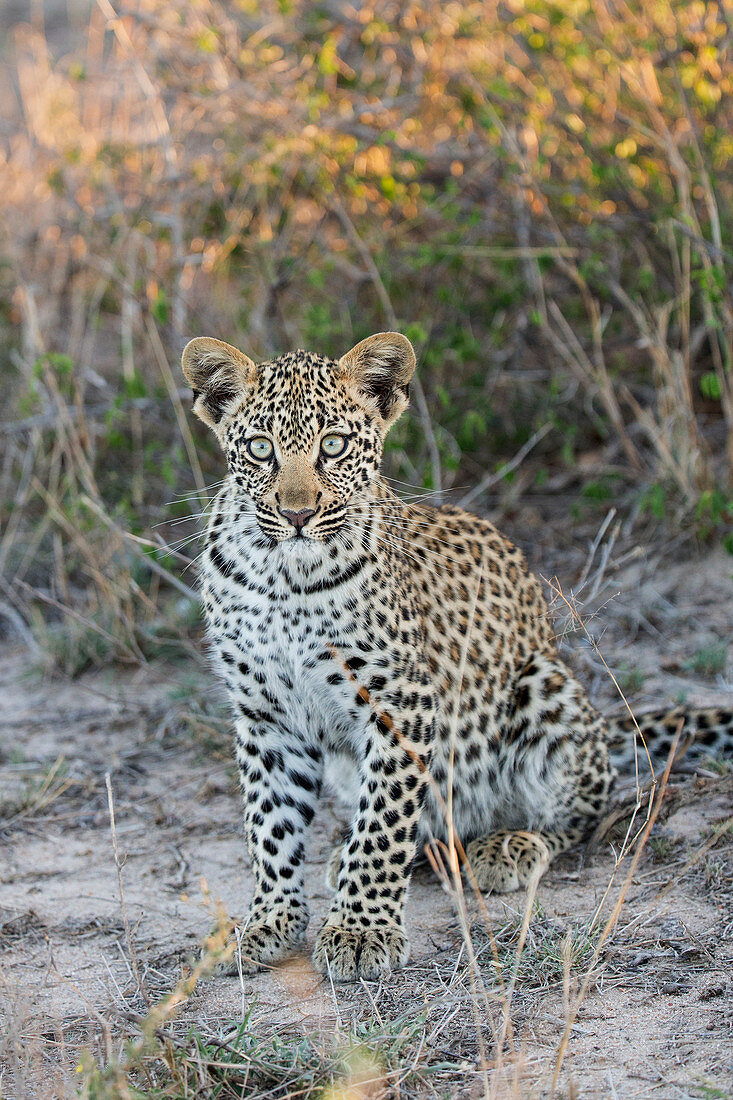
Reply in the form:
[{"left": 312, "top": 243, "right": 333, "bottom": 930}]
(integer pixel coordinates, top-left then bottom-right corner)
[{"left": 276, "top": 537, "right": 325, "bottom": 563}]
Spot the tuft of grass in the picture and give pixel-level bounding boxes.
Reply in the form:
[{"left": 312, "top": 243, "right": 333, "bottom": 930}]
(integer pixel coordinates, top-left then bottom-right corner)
[
  {"left": 684, "top": 643, "right": 728, "bottom": 678},
  {"left": 0, "top": 755, "right": 73, "bottom": 833},
  {"left": 80, "top": 1011, "right": 449, "bottom": 1100},
  {"left": 648, "top": 833, "right": 682, "bottom": 863},
  {"left": 692, "top": 1083, "right": 733, "bottom": 1100},
  {"left": 616, "top": 662, "right": 647, "bottom": 696},
  {"left": 474, "top": 910, "right": 602, "bottom": 993}
]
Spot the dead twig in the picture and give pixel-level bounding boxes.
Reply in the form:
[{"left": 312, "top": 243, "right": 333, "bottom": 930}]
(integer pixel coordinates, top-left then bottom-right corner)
[
  {"left": 653, "top": 815, "right": 733, "bottom": 902},
  {"left": 105, "top": 772, "right": 149, "bottom": 1005},
  {"left": 459, "top": 423, "right": 553, "bottom": 508},
  {"left": 329, "top": 197, "right": 444, "bottom": 501}
]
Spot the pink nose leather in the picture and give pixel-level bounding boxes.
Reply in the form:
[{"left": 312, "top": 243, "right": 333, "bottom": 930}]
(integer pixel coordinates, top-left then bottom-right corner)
[{"left": 278, "top": 507, "right": 316, "bottom": 531}]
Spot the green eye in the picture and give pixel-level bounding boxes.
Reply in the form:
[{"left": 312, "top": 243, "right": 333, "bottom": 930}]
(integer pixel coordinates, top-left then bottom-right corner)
[
  {"left": 246, "top": 437, "right": 273, "bottom": 461},
  {"left": 321, "top": 434, "right": 348, "bottom": 458}
]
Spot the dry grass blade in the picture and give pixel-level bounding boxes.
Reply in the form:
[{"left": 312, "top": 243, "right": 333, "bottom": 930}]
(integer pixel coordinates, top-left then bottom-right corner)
[
  {"left": 653, "top": 814, "right": 733, "bottom": 902},
  {"left": 14, "top": 576, "right": 142, "bottom": 666},
  {"left": 145, "top": 315, "right": 207, "bottom": 509},
  {"left": 0, "top": 755, "right": 76, "bottom": 828},
  {"left": 80, "top": 494, "right": 198, "bottom": 601},
  {"left": 329, "top": 198, "right": 444, "bottom": 501},
  {"left": 105, "top": 772, "right": 148, "bottom": 1007},
  {"left": 549, "top": 720, "right": 683, "bottom": 1098}
]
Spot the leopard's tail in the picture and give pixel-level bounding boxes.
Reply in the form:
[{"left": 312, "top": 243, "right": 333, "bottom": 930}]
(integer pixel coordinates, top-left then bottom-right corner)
[{"left": 605, "top": 705, "right": 733, "bottom": 773}]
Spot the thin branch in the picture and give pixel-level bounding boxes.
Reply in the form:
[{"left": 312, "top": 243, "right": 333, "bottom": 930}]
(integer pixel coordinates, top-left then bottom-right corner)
[
  {"left": 459, "top": 422, "right": 553, "bottom": 508},
  {"left": 329, "top": 197, "right": 444, "bottom": 500}
]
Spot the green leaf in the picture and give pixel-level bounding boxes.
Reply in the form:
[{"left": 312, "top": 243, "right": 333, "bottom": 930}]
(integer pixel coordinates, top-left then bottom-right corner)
[
  {"left": 700, "top": 372, "right": 722, "bottom": 401},
  {"left": 123, "top": 371, "right": 148, "bottom": 400},
  {"left": 318, "top": 35, "right": 339, "bottom": 76},
  {"left": 151, "top": 288, "right": 169, "bottom": 324},
  {"left": 404, "top": 322, "right": 428, "bottom": 346}
]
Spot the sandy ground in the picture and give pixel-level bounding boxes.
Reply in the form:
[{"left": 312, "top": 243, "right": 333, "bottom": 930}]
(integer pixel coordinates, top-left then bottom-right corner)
[{"left": 1, "top": 542, "right": 732, "bottom": 1099}]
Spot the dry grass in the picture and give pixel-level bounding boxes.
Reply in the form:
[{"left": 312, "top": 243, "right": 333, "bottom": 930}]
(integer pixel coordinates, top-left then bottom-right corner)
[{"left": 0, "top": 0, "right": 732, "bottom": 668}]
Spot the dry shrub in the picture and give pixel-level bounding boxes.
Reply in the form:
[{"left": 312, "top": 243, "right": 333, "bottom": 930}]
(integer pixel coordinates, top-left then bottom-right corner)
[{"left": 0, "top": 0, "right": 731, "bottom": 656}]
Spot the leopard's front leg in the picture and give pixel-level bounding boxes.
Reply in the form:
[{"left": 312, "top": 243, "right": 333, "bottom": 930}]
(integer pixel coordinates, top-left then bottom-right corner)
[
  {"left": 313, "top": 708, "right": 432, "bottom": 982},
  {"left": 218, "top": 716, "right": 322, "bottom": 975}
]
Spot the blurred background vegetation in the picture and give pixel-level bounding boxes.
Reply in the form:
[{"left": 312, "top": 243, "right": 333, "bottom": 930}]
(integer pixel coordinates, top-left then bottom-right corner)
[{"left": 0, "top": 0, "right": 731, "bottom": 672}]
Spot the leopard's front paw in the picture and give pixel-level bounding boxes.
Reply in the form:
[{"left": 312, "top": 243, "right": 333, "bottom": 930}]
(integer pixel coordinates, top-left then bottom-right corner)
[
  {"left": 214, "top": 904, "right": 308, "bottom": 976},
  {"left": 312, "top": 923, "right": 409, "bottom": 982}
]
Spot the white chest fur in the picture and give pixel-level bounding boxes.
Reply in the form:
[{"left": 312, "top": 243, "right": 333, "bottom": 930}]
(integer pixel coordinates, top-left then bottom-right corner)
[{"left": 202, "top": 521, "right": 376, "bottom": 758}]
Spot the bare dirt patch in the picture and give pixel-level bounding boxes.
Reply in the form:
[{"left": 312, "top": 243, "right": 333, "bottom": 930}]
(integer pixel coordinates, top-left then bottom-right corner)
[{"left": 1, "top": 544, "right": 732, "bottom": 1099}]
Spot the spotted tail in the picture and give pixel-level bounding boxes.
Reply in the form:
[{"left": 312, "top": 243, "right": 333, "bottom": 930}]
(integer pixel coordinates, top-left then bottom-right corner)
[{"left": 605, "top": 705, "right": 733, "bottom": 773}]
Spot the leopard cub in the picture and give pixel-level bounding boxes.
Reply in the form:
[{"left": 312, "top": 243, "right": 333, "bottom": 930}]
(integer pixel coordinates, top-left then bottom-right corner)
[{"left": 182, "top": 331, "right": 732, "bottom": 982}]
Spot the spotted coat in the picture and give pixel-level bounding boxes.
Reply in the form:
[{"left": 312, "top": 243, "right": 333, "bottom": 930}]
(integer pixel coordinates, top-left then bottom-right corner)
[{"left": 181, "top": 332, "right": 733, "bottom": 982}]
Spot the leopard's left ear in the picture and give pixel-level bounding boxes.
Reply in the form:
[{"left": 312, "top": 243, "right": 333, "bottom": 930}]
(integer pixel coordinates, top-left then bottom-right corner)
[{"left": 339, "top": 332, "right": 416, "bottom": 428}]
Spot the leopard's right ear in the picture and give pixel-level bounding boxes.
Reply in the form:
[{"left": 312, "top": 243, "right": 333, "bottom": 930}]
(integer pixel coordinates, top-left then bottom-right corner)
[{"left": 181, "top": 337, "right": 258, "bottom": 429}]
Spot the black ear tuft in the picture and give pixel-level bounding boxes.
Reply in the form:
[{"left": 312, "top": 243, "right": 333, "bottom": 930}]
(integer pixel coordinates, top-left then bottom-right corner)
[{"left": 368, "top": 362, "right": 412, "bottom": 422}]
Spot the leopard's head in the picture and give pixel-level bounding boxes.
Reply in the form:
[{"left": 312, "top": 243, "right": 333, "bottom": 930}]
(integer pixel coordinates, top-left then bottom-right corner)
[{"left": 181, "top": 332, "right": 415, "bottom": 545}]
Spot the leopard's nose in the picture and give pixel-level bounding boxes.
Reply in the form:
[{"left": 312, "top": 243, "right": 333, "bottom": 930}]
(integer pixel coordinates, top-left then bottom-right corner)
[{"left": 278, "top": 507, "right": 316, "bottom": 531}]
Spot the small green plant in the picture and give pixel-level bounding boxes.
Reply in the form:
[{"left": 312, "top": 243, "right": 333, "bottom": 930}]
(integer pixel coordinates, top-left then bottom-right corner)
[
  {"left": 684, "top": 643, "right": 728, "bottom": 678},
  {"left": 581, "top": 480, "right": 613, "bottom": 503},
  {"left": 691, "top": 1084, "right": 733, "bottom": 1100},
  {"left": 695, "top": 489, "right": 733, "bottom": 550},
  {"left": 0, "top": 757, "right": 70, "bottom": 830},
  {"left": 617, "top": 662, "right": 646, "bottom": 696},
  {"left": 35, "top": 616, "right": 117, "bottom": 678},
  {"left": 648, "top": 833, "right": 681, "bottom": 863},
  {"left": 641, "top": 483, "right": 669, "bottom": 521}
]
